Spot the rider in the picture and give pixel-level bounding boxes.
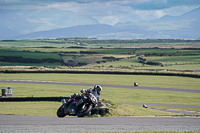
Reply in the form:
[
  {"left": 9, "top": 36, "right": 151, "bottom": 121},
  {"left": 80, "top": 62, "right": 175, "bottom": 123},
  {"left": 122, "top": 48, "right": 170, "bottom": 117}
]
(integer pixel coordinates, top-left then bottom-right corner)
[
  {"left": 81, "top": 85, "right": 102, "bottom": 101},
  {"left": 66, "top": 85, "right": 102, "bottom": 104}
]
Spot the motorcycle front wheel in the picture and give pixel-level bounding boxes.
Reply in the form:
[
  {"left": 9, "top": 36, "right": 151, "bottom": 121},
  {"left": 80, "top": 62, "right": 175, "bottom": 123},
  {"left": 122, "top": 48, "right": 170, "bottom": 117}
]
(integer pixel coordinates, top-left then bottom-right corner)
[
  {"left": 57, "top": 105, "right": 67, "bottom": 118},
  {"left": 77, "top": 104, "right": 92, "bottom": 117}
]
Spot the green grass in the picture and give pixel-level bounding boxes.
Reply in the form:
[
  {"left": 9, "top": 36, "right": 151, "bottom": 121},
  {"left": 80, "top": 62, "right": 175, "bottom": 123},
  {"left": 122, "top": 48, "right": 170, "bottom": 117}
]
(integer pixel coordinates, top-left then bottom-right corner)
[
  {"left": 0, "top": 48, "right": 62, "bottom": 66},
  {"left": 62, "top": 54, "right": 131, "bottom": 65},
  {"left": 136, "top": 48, "right": 200, "bottom": 56},
  {"left": 0, "top": 83, "right": 81, "bottom": 97},
  {"left": 0, "top": 73, "right": 200, "bottom": 89},
  {"left": 0, "top": 50, "right": 61, "bottom": 60},
  {"left": 0, "top": 61, "right": 61, "bottom": 66},
  {"left": 0, "top": 73, "right": 200, "bottom": 116},
  {"left": 145, "top": 56, "right": 200, "bottom": 64},
  {"left": 0, "top": 102, "right": 60, "bottom": 116},
  {"left": 0, "top": 101, "right": 181, "bottom": 116},
  {"left": 1, "top": 42, "right": 200, "bottom": 71},
  {"left": 0, "top": 83, "right": 199, "bottom": 116},
  {"left": 87, "top": 57, "right": 142, "bottom": 67},
  {"left": 1, "top": 39, "right": 200, "bottom": 49},
  {"left": 0, "top": 39, "right": 200, "bottom": 117},
  {"left": 0, "top": 47, "right": 87, "bottom": 53},
  {"left": 87, "top": 55, "right": 200, "bottom": 70},
  {"left": 1, "top": 82, "right": 199, "bottom": 106},
  {"left": 89, "top": 48, "right": 137, "bottom": 54},
  {"left": 0, "top": 40, "right": 71, "bottom": 48}
]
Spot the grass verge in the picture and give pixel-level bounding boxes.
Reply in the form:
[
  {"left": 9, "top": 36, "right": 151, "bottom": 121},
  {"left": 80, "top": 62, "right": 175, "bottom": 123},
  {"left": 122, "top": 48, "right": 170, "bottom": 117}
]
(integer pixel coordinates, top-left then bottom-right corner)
[
  {"left": 0, "top": 74, "right": 199, "bottom": 116},
  {"left": 0, "top": 101, "right": 181, "bottom": 117},
  {"left": 0, "top": 73, "right": 200, "bottom": 89}
]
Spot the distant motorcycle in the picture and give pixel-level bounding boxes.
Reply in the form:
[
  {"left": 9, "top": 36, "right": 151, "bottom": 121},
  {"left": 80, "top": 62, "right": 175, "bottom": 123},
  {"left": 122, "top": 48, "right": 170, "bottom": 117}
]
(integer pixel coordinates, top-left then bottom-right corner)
[{"left": 57, "top": 90, "right": 98, "bottom": 117}]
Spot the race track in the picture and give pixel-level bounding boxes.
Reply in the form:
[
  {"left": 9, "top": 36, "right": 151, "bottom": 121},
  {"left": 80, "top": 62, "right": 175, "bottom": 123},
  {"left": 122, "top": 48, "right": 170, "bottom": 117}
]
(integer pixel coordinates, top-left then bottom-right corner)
[
  {"left": 0, "top": 115, "right": 200, "bottom": 132},
  {"left": 1, "top": 80, "right": 200, "bottom": 93},
  {"left": 1, "top": 79, "right": 200, "bottom": 109},
  {"left": 1, "top": 80, "right": 200, "bottom": 132}
]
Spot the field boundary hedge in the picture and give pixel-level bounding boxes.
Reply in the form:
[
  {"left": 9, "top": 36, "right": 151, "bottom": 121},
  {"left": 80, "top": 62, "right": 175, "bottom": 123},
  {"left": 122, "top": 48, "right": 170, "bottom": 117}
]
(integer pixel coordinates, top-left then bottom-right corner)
[
  {"left": 0, "top": 97, "right": 69, "bottom": 102},
  {"left": 1, "top": 69, "right": 200, "bottom": 78}
]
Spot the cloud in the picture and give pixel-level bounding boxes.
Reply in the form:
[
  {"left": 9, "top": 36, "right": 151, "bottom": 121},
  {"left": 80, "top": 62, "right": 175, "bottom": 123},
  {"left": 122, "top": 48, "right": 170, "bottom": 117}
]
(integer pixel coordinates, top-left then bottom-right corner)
[
  {"left": 127, "top": 0, "right": 200, "bottom": 10},
  {"left": 1, "top": 0, "right": 200, "bottom": 33}
]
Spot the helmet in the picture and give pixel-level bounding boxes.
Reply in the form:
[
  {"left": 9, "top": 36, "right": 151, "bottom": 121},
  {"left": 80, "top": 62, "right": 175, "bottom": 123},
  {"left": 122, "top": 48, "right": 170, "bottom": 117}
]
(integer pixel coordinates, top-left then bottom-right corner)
[{"left": 94, "top": 85, "right": 102, "bottom": 95}]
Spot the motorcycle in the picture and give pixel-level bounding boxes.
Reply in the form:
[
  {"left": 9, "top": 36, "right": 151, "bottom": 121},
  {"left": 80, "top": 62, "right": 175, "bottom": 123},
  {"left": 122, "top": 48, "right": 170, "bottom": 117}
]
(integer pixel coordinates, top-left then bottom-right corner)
[{"left": 57, "top": 90, "right": 98, "bottom": 117}]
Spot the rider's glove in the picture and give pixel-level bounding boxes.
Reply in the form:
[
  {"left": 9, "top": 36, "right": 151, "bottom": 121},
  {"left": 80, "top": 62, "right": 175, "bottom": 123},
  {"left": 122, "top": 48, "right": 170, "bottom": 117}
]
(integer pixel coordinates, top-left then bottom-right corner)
[
  {"left": 87, "top": 88, "right": 92, "bottom": 93},
  {"left": 80, "top": 89, "right": 86, "bottom": 93}
]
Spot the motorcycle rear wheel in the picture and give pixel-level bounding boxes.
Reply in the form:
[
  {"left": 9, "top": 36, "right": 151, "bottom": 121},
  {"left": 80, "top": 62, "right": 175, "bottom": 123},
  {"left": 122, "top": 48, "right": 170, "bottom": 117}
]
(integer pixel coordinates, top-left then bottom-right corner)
[
  {"left": 57, "top": 105, "right": 67, "bottom": 118},
  {"left": 77, "top": 104, "right": 92, "bottom": 117}
]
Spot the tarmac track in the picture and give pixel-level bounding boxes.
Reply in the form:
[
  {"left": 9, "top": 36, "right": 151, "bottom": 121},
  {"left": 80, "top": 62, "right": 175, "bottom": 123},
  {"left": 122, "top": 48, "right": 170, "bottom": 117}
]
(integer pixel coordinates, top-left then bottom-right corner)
[{"left": 0, "top": 115, "right": 200, "bottom": 132}]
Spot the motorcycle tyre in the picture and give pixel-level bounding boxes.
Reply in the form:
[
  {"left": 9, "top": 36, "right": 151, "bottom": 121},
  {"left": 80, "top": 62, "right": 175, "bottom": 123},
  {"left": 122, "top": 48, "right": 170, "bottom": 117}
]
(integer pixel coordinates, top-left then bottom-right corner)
[
  {"left": 57, "top": 105, "right": 67, "bottom": 118},
  {"left": 77, "top": 104, "right": 92, "bottom": 117}
]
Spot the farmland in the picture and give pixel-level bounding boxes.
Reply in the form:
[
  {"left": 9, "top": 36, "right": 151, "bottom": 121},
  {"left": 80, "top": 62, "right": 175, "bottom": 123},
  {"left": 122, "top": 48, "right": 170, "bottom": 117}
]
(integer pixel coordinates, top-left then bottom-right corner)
[
  {"left": 0, "top": 38, "right": 200, "bottom": 73},
  {"left": 0, "top": 38, "right": 200, "bottom": 117}
]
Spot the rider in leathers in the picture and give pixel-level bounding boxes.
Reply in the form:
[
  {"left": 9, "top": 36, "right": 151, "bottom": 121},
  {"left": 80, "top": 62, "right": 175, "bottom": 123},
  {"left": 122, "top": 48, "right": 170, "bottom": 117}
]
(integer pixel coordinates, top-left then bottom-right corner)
[
  {"left": 67, "top": 85, "right": 102, "bottom": 104},
  {"left": 80, "top": 85, "right": 102, "bottom": 101}
]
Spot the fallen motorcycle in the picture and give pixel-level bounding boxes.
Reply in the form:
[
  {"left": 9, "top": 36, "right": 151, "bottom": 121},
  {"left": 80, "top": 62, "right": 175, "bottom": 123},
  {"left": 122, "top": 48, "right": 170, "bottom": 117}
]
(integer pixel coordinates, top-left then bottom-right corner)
[{"left": 57, "top": 90, "right": 98, "bottom": 117}]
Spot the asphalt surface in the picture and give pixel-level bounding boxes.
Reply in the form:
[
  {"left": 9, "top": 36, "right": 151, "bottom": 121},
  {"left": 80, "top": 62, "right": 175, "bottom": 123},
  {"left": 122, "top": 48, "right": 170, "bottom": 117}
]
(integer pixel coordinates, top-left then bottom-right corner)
[
  {"left": 1, "top": 79, "right": 200, "bottom": 93},
  {"left": 0, "top": 115, "right": 200, "bottom": 132}
]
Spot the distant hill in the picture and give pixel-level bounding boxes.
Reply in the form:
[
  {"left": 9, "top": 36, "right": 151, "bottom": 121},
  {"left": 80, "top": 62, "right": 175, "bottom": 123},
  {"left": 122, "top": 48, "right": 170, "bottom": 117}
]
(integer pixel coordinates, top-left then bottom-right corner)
[
  {"left": 12, "top": 24, "right": 120, "bottom": 40},
  {"left": 1, "top": 7, "right": 200, "bottom": 40}
]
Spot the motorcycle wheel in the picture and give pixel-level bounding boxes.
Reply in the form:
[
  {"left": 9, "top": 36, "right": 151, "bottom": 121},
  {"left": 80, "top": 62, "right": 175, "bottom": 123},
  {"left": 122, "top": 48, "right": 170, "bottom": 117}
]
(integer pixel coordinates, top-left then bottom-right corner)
[
  {"left": 57, "top": 105, "right": 66, "bottom": 118},
  {"left": 77, "top": 104, "right": 92, "bottom": 117}
]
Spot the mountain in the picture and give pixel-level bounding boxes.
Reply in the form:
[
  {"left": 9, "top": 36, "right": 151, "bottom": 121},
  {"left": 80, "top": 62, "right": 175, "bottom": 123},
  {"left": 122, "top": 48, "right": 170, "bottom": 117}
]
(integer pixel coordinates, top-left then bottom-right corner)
[
  {"left": 115, "top": 7, "right": 200, "bottom": 39},
  {"left": 0, "top": 9, "right": 99, "bottom": 40},
  {"left": 157, "top": 7, "right": 200, "bottom": 38},
  {"left": 1, "top": 7, "right": 200, "bottom": 40},
  {"left": 12, "top": 24, "right": 117, "bottom": 40}
]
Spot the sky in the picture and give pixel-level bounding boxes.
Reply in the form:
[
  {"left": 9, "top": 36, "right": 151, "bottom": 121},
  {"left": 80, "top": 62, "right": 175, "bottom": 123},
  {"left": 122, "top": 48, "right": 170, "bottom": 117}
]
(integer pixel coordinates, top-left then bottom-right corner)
[{"left": 1, "top": 0, "right": 200, "bottom": 34}]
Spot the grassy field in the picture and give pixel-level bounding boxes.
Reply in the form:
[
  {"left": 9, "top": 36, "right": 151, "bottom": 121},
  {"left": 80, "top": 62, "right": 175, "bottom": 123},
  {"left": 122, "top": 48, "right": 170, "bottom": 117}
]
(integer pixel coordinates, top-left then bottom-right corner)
[
  {"left": 145, "top": 56, "right": 200, "bottom": 64},
  {"left": 0, "top": 39, "right": 200, "bottom": 71},
  {"left": 0, "top": 50, "right": 60, "bottom": 60},
  {"left": 1, "top": 82, "right": 200, "bottom": 106},
  {"left": 0, "top": 73, "right": 200, "bottom": 116},
  {"left": 136, "top": 48, "right": 200, "bottom": 56},
  {"left": 87, "top": 56, "right": 200, "bottom": 70},
  {"left": 0, "top": 82, "right": 199, "bottom": 116},
  {"left": 1, "top": 47, "right": 199, "bottom": 71},
  {"left": 0, "top": 39, "right": 200, "bottom": 117},
  {"left": 1, "top": 39, "right": 200, "bottom": 48},
  {"left": 1, "top": 73, "right": 200, "bottom": 89},
  {"left": 0, "top": 101, "right": 182, "bottom": 116}
]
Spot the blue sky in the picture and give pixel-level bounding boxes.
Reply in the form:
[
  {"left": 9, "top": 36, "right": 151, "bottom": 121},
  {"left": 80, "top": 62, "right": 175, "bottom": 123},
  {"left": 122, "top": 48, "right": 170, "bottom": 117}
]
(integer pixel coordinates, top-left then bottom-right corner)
[{"left": 1, "top": 0, "right": 200, "bottom": 33}]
